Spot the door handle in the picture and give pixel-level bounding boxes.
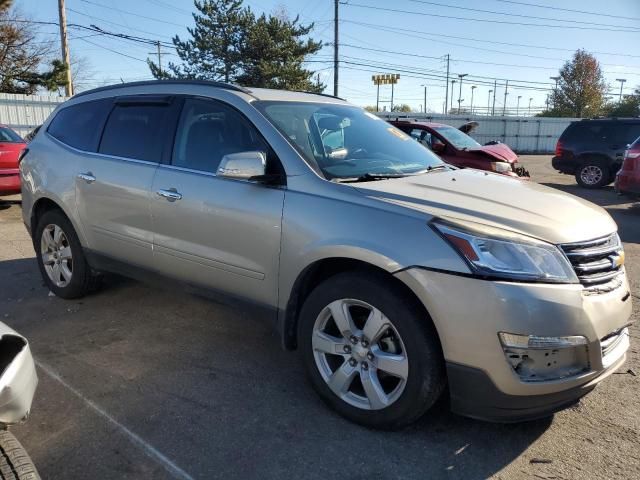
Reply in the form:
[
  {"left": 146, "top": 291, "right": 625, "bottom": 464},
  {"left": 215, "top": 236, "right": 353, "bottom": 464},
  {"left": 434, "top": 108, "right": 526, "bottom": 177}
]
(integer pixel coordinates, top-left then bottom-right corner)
[
  {"left": 156, "top": 188, "right": 182, "bottom": 202},
  {"left": 77, "top": 172, "right": 96, "bottom": 184}
]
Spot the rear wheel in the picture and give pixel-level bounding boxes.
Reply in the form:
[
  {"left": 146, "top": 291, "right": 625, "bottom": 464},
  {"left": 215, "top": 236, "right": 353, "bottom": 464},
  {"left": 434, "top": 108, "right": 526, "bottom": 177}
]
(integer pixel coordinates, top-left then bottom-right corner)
[
  {"left": 299, "top": 272, "right": 445, "bottom": 430},
  {"left": 0, "top": 430, "right": 40, "bottom": 480},
  {"left": 575, "top": 159, "right": 611, "bottom": 188},
  {"left": 34, "top": 210, "right": 97, "bottom": 299}
]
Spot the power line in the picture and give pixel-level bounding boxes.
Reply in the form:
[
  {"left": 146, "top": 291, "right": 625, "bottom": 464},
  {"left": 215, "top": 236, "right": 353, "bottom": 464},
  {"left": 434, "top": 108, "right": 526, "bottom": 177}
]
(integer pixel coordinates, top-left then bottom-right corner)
[
  {"left": 405, "top": 0, "right": 638, "bottom": 29},
  {"left": 339, "top": 42, "right": 640, "bottom": 76},
  {"left": 343, "top": 20, "right": 640, "bottom": 63},
  {"left": 492, "top": 0, "right": 640, "bottom": 22},
  {"left": 76, "top": 37, "right": 149, "bottom": 63},
  {"left": 342, "top": 3, "right": 640, "bottom": 33},
  {"left": 80, "top": 0, "right": 187, "bottom": 27}
]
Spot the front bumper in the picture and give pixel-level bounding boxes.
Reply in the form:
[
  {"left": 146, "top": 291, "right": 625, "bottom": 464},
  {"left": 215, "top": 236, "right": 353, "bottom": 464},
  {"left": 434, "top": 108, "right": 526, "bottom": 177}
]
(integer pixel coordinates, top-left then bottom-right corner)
[
  {"left": 0, "top": 169, "right": 20, "bottom": 196},
  {"left": 395, "top": 268, "right": 632, "bottom": 421},
  {"left": 615, "top": 171, "right": 640, "bottom": 197}
]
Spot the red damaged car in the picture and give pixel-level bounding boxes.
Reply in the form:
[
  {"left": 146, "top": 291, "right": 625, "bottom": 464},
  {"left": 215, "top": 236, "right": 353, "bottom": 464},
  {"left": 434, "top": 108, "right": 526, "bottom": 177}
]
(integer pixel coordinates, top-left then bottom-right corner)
[
  {"left": 0, "top": 125, "right": 26, "bottom": 196},
  {"left": 391, "top": 120, "right": 529, "bottom": 178},
  {"left": 615, "top": 137, "right": 640, "bottom": 198}
]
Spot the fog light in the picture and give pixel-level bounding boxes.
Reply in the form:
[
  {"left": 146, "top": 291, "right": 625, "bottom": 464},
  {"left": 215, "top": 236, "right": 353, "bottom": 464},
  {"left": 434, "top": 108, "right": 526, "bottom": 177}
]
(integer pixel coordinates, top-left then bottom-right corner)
[
  {"left": 499, "top": 332, "right": 587, "bottom": 349},
  {"left": 498, "top": 332, "right": 589, "bottom": 382}
]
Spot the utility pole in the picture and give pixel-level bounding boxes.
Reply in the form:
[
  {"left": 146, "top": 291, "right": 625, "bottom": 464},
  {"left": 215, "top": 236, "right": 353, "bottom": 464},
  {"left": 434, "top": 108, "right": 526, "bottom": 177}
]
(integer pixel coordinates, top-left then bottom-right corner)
[
  {"left": 502, "top": 80, "right": 509, "bottom": 116},
  {"left": 516, "top": 95, "right": 522, "bottom": 116},
  {"left": 616, "top": 78, "right": 627, "bottom": 103},
  {"left": 457, "top": 73, "right": 467, "bottom": 114},
  {"left": 450, "top": 80, "right": 456, "bottom": 114},
  {"left": 156, "top": 41, "right": 162, "bottom": 75},
  {"left": 549, "top": 76, "right": 560, "bottom": 109},
  {"left": 316, "top": 73, "right": 321, "bottom": 89},
  {"left": 376, "top": 82, "right": 380, "bottom": 111},
  {"left": 470, "top": 85, "right": 476, "bottom": 115},
  {"left": 491, "top": 79, "right": 497, "bottom": 115},
  {"left": 333, "top": 0, "right": 339, "bottom": 97},
  {"left": 57, "top": 0, "right": 73, "bottom": 96},
  {"left": 487, "top": 89, "right": 493, "bottom": 116},
  {"left": 422, "top": 84, "right": 427, "bottom": 115},
  {"left": 444, "top": 54, "right": 450, "bottom": 115},
  {"left": 528, "top": 97, "right": 533, "bottom": 116}
]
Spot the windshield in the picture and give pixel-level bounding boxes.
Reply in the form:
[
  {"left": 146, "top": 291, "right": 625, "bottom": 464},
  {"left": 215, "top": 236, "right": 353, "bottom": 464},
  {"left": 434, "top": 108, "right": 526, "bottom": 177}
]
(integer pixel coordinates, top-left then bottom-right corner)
[
  {"left": 0, "top": 127, "right": 23, "bottom": 143},
  {"left": 434, "top": 126, "right": 480, "bottom": 150},
  {"left": 255, "top": 101, "right": 444, "bottom": 179}
]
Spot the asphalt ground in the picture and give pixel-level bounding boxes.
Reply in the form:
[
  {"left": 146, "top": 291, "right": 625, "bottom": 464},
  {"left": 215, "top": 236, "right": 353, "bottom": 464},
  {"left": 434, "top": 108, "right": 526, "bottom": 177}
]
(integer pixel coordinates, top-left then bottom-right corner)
[{"left": 1, "top": 155, "right": 638, "bottom": 479}]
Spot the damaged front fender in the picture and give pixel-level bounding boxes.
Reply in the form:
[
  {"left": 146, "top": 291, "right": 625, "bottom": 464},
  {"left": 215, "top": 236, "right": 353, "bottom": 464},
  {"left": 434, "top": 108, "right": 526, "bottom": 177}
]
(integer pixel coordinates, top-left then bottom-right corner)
[{"left": 0, "top": 323, "right": 38, "bottom": 425}]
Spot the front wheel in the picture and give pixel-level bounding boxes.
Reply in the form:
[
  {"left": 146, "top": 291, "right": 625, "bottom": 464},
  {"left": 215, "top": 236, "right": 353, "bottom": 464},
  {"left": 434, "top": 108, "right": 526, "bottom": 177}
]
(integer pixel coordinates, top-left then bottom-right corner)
[
  {"left": 0, "top": 430, "right": 41, "bottom": 480},
  {"left": 298, "top": 272, "right": 445, "bottom": 430}
]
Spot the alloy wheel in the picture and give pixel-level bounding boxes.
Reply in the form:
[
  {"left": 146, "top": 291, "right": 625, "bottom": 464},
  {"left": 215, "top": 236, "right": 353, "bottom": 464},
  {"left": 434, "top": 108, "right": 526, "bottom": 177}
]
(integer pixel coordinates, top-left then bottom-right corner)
[
  {"left": 312, "top": 298, "right": 408, "bottom": 410},
  {"left": 580, "top": 165, "right": 604, "bottom": 186},
  {"left": 41, "top": 224, "right": 73, "bottom": 288}
]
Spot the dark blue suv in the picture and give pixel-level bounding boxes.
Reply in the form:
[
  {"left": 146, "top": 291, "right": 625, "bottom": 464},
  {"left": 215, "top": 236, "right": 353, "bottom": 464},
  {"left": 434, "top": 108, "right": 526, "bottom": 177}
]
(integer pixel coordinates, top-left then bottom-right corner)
[{"left": 552, "top": 118, "right": 640, "bottom": 188}]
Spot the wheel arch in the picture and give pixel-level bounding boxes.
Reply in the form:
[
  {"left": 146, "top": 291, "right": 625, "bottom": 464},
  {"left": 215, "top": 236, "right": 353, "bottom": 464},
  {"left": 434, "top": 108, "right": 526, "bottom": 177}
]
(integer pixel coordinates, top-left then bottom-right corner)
[
  {"left": 576, "top": 153, "right": 615, "bottom": 172},
  {"left": 30, "top": 196, "right": 87, "bottom": 247},
  {"left": 280, "top": 257, "right": 440, "bottom": 352}
]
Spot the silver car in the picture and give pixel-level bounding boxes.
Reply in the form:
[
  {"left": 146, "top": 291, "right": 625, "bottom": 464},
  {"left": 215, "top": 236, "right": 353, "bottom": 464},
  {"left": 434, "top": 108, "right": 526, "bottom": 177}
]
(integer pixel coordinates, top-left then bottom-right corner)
[{"left": 20, "top": 81, "right": 632, "bottom": 429}]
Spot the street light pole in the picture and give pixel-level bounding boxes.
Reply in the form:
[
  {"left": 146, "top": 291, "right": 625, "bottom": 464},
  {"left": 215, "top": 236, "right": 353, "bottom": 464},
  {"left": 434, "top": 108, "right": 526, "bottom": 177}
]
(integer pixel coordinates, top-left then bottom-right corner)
[
  {"left": 528, "top": 97, "right": 533, "bottom": 116},
  {"left": 450, "top": 80, "right": 456, "bottom": 114},
  {"left": 487, "top": 89, "right": 493, "bottom": 116},
  {"left": 516, "top": 95, "right": 522, "bottom": 116},
  {"left": 421, "top": 84, "right": 427, "bottom": 115},
  {"left": 470, "top": 85, "right": 476, "bottom": 115},
  {"left": 616, "top": 78, "right": 627, "bottom": 103},
  {"left": 457, "top": 73, "right": 467, "bottom": 113}
]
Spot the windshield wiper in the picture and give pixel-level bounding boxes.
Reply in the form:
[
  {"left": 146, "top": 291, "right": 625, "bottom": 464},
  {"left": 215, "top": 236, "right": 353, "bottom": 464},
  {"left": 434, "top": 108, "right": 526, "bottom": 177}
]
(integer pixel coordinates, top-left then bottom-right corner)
[
  {"left": 336, "top": 172, "right": 410, "bottom": 183},
  {"left": 426, "top": 164, "right": 450, "bottom": 172}
]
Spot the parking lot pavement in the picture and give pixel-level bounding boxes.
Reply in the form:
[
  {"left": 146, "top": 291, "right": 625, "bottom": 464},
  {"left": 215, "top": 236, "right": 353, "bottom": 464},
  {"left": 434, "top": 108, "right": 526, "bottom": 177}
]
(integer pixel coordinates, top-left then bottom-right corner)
[{"left": 1, "top": 155, "right": 638, "bottom": 480}]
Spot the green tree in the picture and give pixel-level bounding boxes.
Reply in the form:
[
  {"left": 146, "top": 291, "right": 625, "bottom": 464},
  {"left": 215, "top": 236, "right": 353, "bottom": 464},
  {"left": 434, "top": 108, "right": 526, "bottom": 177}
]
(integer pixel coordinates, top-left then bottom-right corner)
[
  {"left": 539, "top": 50, "right": 607, "bottom": 118},
  {"left": 0, "top": 9, "right": 68, "bottom": 94},
  {"left": 604, "top": 86, "right": 640, "bottom": 118},
  {"left": 149, "top": 0, "right": 324, "bottom": 92},
  {"left": 236, "top": 12, "right": 323, "bottom": 92},
  {"left": 149, "top": 0, "right": 250, "bottom": 82}
]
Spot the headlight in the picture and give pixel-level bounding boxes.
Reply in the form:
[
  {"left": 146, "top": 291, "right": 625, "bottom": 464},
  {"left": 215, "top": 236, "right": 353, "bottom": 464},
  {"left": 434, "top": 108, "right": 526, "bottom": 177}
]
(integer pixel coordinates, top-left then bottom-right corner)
[
  {"left": 432, "top": 220, "right": 578, "bottom": 283},
  {"left": 491, "top": 161, "right": 512, "bottom": 173}
]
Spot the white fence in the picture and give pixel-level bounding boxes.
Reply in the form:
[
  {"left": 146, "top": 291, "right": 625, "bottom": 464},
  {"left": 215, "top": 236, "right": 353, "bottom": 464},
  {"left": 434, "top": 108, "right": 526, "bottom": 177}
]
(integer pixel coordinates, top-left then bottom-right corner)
[
  {"left": 377, "top": 112, "right": 580, "bottom": 154},
  {"left": 0, "top": 93, "right": 575, "bottom": 153},
  {"left": 0, "top": 93, "right": 69, "bottom": 137}
]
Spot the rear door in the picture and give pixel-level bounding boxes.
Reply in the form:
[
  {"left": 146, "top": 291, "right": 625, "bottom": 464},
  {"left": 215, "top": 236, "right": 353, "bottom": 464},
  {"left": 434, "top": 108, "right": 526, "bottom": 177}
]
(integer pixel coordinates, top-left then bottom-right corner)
[
  {"left": 150, "top": 97, "right": 285, "bottom": 307},
  {"left": 75, "top": 96, "right": 175, "bottom": 268}
]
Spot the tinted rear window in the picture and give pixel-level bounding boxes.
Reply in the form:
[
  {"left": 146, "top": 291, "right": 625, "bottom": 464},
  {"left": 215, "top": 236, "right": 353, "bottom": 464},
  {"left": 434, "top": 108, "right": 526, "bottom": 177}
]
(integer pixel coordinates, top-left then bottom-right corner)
[
  {"left": 47, "top": 99, "right": 112, "bottom": 151},
  {"left": 563, "top": 122, "right": 640, "bottom": 145},
  {"left": 0, "top": 127, "right": 23, "bottom": 143},
  {"left": 99, "top": 104, "right": 169, "bottom": 162}
]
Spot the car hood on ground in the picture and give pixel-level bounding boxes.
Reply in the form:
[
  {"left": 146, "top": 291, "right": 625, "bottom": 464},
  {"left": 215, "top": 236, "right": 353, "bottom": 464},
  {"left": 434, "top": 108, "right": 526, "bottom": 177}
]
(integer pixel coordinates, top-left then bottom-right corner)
[
  {"left": 468, "top": 143, "right": 518, "bottom": 163},
  {"left": 354, "top": 168, "right": 616, "bottom": 244}
]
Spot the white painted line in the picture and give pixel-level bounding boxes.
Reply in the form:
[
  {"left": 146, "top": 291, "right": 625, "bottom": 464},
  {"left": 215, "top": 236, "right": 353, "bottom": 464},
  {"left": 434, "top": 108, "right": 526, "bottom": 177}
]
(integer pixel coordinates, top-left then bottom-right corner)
[{"left": 36, "top": 360, "right": 195, "bottom": 480}]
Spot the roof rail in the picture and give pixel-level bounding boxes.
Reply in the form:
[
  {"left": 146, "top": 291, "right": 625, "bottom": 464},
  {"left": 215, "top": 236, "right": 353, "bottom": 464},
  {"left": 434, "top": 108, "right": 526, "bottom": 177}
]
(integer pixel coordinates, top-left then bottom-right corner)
[
  {"left": 73, "top": 79, "right": 252, "bottom": 99},
  {"left": 290, "top": 90, "right": 345, "bottom": 101}
]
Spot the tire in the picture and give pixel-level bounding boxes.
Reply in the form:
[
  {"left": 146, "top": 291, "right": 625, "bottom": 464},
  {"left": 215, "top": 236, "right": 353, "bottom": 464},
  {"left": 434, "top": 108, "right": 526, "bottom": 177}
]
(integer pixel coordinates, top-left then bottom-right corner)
[
  {"left": 575, "top": 159, "right": 611, "bottom": 188},
  {"left": 298, "top": 271, "right": 445, "bottom": 430},
  {"left": 0, "top": 430, "right": 40, "bottom": 480},
  {"left": 34, "top": 209, "right": 97, "bottom": 299}
]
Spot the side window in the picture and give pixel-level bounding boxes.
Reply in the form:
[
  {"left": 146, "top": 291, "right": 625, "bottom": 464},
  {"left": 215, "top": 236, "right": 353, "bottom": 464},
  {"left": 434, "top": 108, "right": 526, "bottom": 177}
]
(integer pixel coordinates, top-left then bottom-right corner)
[
  {"left": 99, "top": 103, "right": 170, "bottom": 162},
  {"left": 617, "top": 124, "right": 640, "bottom": 145},
  {"left": 172, "top": 98, "right": 269, "bottom": 174},
  {"left": 409, "top": 128, "right": 432, "bottom": 147},
  {"left": 47, "top": 99, "right": 111, "bottom": 151}
]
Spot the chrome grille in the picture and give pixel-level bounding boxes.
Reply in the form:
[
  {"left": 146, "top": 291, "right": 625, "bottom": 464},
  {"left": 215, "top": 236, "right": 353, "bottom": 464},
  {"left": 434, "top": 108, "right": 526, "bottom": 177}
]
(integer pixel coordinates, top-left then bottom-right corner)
[{"left": 560, "top": 234, "right": 624, "bottom": 289}]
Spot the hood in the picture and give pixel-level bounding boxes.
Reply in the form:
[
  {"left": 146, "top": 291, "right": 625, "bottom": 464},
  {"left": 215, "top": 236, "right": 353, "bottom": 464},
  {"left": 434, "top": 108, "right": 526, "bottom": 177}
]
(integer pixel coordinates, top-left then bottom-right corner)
[
  {"left": 469, "top": 143, "right": 518, "bottom": 163},
  {"left": 354, "top": 169, "right": 616, "bottom": 244}
]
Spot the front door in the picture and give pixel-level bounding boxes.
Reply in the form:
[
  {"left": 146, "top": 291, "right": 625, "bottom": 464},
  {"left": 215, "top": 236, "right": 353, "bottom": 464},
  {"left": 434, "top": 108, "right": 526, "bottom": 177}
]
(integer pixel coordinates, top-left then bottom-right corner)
[
  {"left": 76, "top": 96, "right": 174, "bottom": 267},
  {"left": 150, "top": 97, "right": 285, "bottom": 307}
]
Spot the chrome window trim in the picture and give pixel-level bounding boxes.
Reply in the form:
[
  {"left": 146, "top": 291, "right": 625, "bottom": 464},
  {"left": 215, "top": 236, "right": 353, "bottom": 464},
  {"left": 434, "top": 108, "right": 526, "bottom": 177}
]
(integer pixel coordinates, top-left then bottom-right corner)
[
  {"left": 46, "top": 132, "right": 160, "bottom": 167},
  {"left": 157, "top": 163, "right": 217, "bottom": 178}
]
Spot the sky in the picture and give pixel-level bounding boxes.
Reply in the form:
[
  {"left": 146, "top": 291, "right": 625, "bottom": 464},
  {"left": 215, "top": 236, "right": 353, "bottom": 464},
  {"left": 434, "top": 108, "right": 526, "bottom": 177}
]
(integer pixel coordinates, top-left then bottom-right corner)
[{"left": 17, "top": 0, "right": 640, "bottom": 115}]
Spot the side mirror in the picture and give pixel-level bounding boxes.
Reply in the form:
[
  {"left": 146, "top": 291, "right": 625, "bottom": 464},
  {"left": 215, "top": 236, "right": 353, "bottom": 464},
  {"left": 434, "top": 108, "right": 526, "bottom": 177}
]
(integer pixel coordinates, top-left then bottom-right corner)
[
  {"left": 217, "top": 151, "right": 266, "bottom": 180},
  {"left": 431, "top": 141, "right": 445, "bottom": 154}
]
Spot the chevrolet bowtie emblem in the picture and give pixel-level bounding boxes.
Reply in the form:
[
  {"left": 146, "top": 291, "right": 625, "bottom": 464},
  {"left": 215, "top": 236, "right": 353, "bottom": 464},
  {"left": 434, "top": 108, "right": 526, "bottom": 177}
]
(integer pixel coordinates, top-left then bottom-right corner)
[{"left": 611, "top": 252, "right": 625, "bottom": 268}]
